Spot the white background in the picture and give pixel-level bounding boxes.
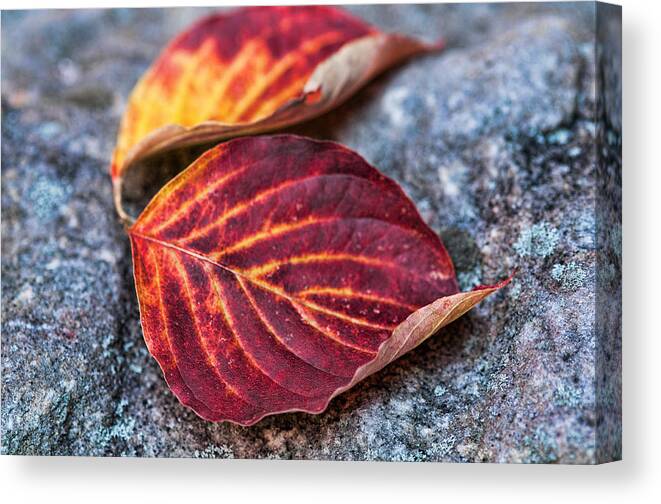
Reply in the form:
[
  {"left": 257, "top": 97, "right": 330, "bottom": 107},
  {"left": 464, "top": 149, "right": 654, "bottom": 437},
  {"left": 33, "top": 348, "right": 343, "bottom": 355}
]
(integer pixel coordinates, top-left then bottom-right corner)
[{"left": 1, "top": 0, "right": 659, "bottom": 502}]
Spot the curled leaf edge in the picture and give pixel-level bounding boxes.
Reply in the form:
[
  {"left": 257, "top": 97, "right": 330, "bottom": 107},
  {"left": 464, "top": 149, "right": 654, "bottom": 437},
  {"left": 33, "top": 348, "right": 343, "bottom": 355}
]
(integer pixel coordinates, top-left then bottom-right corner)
[{"left": 112, "top": 32, "right": 442, "bottom": 225}]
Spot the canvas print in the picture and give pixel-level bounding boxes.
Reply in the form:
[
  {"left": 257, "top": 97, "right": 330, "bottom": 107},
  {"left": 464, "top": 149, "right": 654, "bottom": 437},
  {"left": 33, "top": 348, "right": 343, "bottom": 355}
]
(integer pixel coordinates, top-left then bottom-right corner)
[{"left": 1, "top": 2, "right": 621, "bottom": 463}]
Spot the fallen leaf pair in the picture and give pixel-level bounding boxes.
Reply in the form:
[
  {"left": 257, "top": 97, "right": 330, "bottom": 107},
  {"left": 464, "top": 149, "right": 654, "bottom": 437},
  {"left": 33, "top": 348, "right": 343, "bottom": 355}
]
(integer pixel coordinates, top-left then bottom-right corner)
[{"left": 111, "top": 6, "right": 508, "bottom": 425}]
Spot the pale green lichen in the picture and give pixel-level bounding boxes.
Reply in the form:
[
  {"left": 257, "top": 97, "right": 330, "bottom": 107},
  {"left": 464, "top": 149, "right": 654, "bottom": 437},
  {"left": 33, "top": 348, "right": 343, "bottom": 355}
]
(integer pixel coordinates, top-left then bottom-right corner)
[
  {"left": 547, "top": 128, "right": 572, "bottom": 145},
  {"left": 92, "top": 398, "right": 137, "bottom": 451},
  {"left": 514, "top": 222, "right": 560, "bottom": 258},
  {"left": 457, "top": 263, "right": 483, "bottom": 291},
  {"left": 27, "top": 177, "right": 71, "bottom": 221},
  {"left": 551, "top": 261, "right": 588, "bottom": 290},
  {"left": 553, "top": 382, "right": 583, "bottom": 408},
  {"left": 429, "top": 434, "right": 457, "bottom": 459},
  {"left": 568, "top": 146, "right": 582, "bottom": 157},
  {"left": 193, "top": 444, "right": 234, "bottom": 459},
  {"left": 433, "top": 384, "right": 447, "bottom": 397},
  {"left": 509, "top": 281, "right": 522, "bottom": 300},
  {"left": 522, "top": 426, "right": 559, "bottom": 463}
]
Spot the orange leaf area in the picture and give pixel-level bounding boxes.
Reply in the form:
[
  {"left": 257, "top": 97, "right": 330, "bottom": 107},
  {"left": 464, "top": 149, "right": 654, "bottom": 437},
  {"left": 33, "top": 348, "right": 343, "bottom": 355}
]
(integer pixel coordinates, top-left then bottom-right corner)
[
  {"left": 128, "top": 136, "right": 507, "bottom": 424},
  {"left": 114, "top": 6, "right": 372, "bottom": 168},
  {"left": 110, "top": 6, "right": 439, "bottom": 222}
]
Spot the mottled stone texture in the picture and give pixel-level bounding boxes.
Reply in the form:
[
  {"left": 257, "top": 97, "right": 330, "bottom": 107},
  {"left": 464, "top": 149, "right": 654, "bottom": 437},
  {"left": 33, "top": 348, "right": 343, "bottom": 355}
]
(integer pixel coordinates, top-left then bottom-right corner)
[
  {"left": 1, "top": 3, "right": 621, "bottom": 462},
  {"left": 594, "top": 2, "right": 622, "bottom": 464}
]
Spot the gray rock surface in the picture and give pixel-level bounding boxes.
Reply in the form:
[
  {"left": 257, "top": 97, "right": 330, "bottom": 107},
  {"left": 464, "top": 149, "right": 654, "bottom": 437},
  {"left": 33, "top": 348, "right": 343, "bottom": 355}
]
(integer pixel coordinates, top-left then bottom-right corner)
[{"left": 1, "top": 3, "right": 620, "bottom": 462}]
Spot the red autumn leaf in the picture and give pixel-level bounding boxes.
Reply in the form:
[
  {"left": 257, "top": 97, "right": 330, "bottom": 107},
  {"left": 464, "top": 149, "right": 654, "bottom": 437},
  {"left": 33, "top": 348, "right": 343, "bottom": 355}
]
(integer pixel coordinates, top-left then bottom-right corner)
[
  {"left": 128, "top": 135, "right": 507, "bottom": 425},
  {"left": 111, "top": 6, "right": 440, "bottom": 222}
]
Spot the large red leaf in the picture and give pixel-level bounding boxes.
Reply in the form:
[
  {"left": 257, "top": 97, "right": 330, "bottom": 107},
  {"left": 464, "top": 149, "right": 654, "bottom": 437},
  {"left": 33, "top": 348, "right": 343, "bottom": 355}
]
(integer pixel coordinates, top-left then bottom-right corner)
[
  {"left": 128, "top": 135, "right": 506, "bottom": 425},
  {"left": 111, "top": 6, "right": 439, "bottom": 222}
]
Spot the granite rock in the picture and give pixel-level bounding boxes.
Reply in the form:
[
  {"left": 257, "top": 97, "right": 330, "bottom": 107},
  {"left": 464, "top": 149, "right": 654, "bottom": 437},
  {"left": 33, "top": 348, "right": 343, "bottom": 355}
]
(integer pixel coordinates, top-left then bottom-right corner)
[{"left": 1, "top": 3, "right": 620, "bottom": 462}]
